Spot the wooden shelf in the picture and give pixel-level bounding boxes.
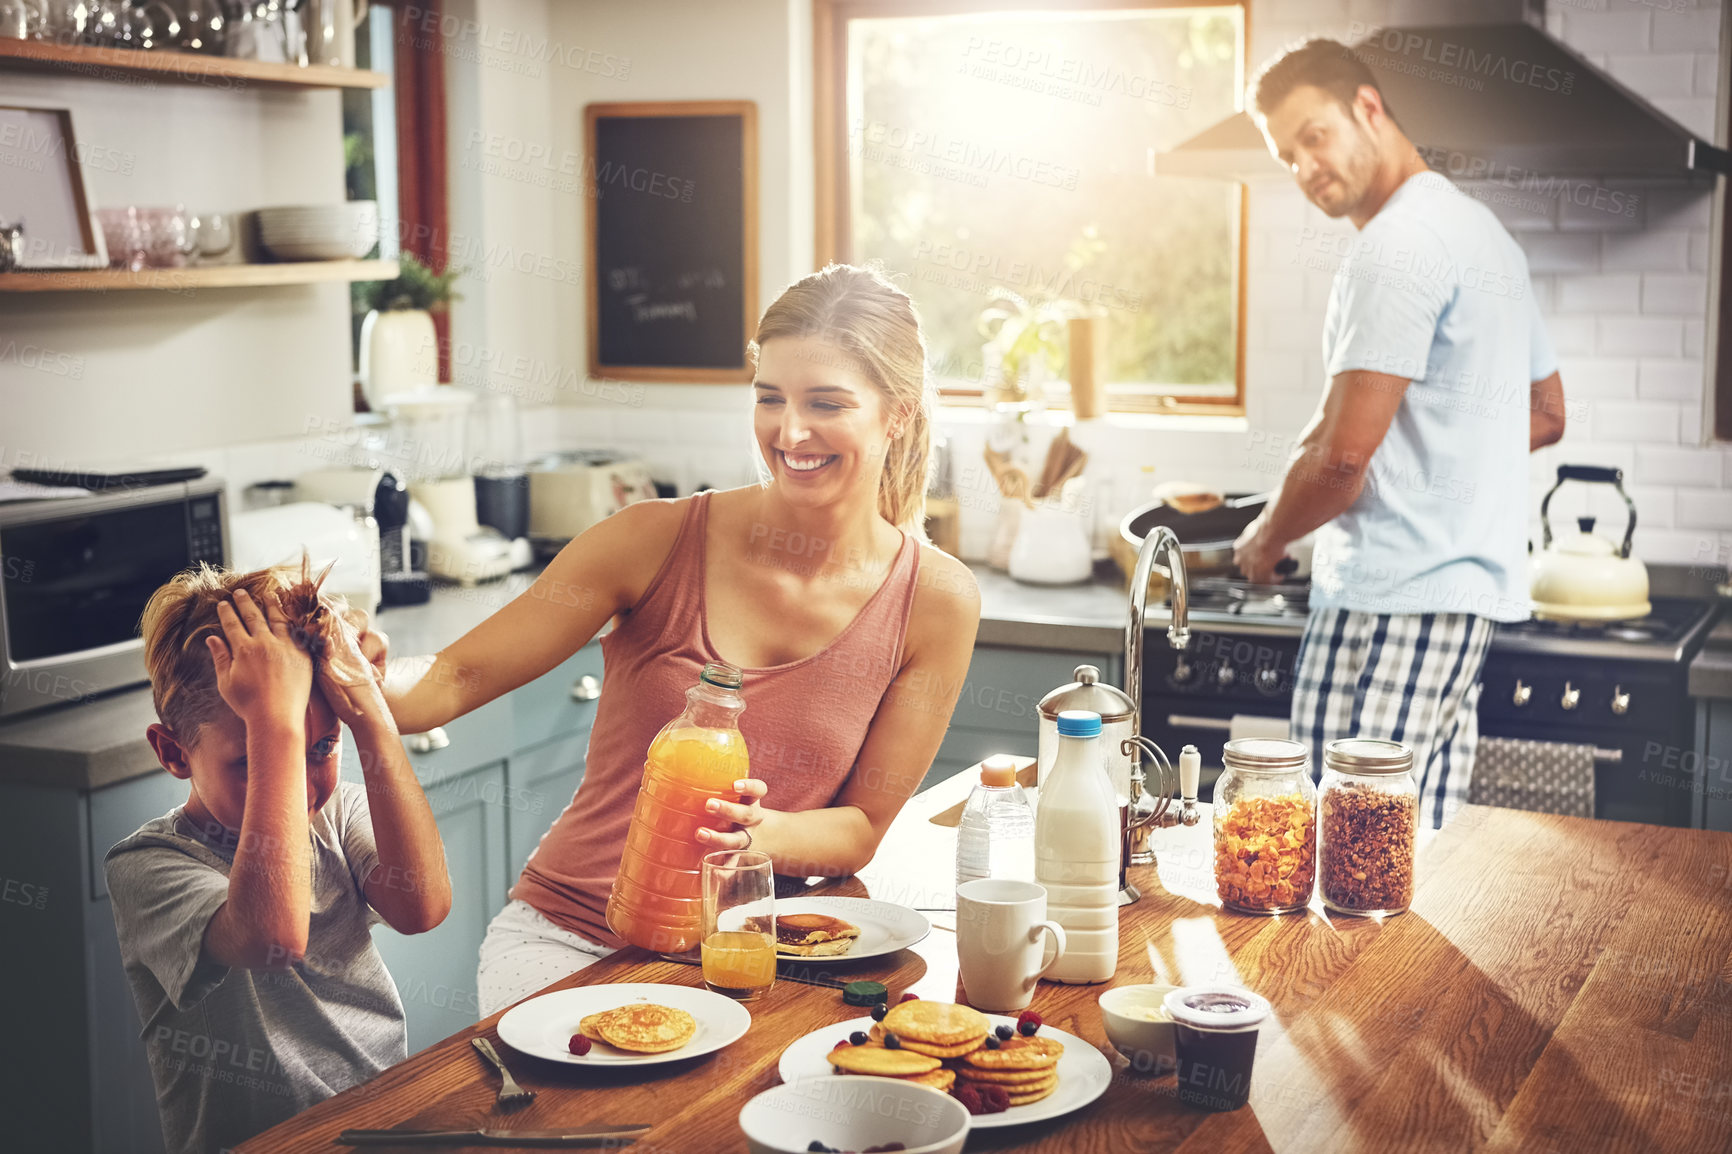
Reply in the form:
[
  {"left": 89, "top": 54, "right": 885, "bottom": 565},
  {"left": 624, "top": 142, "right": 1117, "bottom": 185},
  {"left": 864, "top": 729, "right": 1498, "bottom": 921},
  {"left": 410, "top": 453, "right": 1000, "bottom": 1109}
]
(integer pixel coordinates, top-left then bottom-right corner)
[
  {"left": 0, "top": 38, "right": 388, "bottom": 90},
  {"left": 0, "top": 259, "right": 399, "bottom": 292}
]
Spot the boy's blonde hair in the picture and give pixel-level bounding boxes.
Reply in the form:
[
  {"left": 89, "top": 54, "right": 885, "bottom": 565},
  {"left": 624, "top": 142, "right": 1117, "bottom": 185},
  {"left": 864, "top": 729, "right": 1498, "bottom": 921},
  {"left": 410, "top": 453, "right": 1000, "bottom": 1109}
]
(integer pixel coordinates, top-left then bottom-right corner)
[
  {"left": 139, "top": 554, "right": 366, "bottom": 749},
  {"left": 748, "top": 263, "right": 934, "bottom": 539}
]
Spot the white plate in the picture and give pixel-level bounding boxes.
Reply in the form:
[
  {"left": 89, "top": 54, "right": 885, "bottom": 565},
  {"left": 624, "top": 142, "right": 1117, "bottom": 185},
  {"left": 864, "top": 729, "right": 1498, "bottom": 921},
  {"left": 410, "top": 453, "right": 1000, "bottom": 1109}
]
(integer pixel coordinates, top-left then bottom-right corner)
[
  {"left": 770, "top": 896, "right": 930, "bottom": 964},
  {"left": 778, "top": 1014, "right": 1112, "bottom": 1129},
  {"left": 496, "top": 982, "right": 751, "bottom": 1067}
]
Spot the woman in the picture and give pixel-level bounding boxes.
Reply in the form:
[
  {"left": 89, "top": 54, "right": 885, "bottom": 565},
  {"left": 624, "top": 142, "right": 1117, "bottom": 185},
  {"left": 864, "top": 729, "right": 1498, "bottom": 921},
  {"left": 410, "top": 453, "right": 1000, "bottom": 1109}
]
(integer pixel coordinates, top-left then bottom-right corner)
[{"left": 376, "top": 265, "right": 981, "bottom": 1014}]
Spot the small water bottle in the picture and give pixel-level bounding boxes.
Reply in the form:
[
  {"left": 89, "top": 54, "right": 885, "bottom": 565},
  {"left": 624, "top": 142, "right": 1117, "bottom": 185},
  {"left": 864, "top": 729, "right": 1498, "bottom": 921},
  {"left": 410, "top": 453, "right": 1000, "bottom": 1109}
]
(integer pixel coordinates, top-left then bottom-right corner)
[{"left": 956, "top": 756, "right": 1036, "bottom": 888}]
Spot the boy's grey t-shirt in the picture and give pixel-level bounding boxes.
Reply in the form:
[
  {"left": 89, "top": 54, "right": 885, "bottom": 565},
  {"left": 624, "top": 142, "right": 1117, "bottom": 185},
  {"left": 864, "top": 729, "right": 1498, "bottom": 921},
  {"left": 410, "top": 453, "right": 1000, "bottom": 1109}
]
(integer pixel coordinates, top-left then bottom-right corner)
[{"left": 105, "top": 782, "right": 407, "bottom": 1154}]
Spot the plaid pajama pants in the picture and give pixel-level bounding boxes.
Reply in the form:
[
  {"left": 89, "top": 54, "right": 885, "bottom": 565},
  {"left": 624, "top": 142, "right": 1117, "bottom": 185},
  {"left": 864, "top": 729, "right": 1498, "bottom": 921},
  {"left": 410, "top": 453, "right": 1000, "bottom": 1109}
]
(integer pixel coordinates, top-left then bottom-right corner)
[{"left": 1290, "top": 608, "right": 1496, "bottom": 830}]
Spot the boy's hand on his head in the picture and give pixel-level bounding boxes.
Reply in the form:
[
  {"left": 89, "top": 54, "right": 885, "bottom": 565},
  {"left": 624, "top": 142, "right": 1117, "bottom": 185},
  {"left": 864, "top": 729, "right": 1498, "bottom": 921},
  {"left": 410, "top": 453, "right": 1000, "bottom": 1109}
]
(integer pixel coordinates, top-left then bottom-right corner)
[{"left": 205, "top": 588, "right": 312, "bottom": 728}]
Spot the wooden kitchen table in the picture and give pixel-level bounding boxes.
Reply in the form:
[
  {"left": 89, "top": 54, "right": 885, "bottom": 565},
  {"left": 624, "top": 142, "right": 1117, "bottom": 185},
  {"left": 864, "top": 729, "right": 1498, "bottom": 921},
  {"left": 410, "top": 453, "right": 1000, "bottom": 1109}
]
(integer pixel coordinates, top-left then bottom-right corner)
[{"left": 239, "top": 771, "right": 1732, "bottom": 1154}]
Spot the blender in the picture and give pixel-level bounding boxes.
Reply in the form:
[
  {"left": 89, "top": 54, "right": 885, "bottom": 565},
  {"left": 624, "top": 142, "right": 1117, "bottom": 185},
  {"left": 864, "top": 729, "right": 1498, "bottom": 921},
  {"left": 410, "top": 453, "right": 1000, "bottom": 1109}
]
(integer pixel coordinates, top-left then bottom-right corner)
[{"left": 380, "top": 386, "right": 516, "bottom": 585}]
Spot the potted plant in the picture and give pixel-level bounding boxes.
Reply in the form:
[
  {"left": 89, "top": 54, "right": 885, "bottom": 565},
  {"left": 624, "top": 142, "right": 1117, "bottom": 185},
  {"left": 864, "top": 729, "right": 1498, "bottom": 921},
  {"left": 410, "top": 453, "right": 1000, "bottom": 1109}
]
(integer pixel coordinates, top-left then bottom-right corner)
[
  {"left": 356, "top": 254, "right": 461, "bottom": 409},
  {"left": 976, "top": 288, "right": 1086, "bottom": 410}
]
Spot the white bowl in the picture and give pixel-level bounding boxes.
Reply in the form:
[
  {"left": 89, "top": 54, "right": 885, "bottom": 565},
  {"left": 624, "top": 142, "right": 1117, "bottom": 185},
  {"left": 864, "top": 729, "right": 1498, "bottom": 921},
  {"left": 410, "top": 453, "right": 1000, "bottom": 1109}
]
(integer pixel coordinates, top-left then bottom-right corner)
[
  {"left": 1099, "top": 984, "right": 1177, "bottom": 1074},
  {"left": 258, "top": 202, "right": 379, "bottom": 259},
  {"left": 740, "top": 1076, "right": 970, "bottom": 1154}
]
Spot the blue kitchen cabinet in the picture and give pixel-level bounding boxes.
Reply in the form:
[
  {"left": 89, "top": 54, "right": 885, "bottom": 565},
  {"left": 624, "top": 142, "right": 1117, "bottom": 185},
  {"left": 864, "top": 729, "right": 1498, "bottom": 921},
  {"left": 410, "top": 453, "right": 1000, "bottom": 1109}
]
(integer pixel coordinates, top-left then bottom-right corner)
[
  {"left": 367, "top": 759, "right": 509, "bottom": 1054},
  {"left": 920, "top": 646, "right": 1121, "bottom": 791},
  {"left": 340, "top": 695, "right": 514, "bottom": 1056},
  {"left": 0, "top": 769, "right": 186, "bottom": 1154},
  {"left": 505, "top": 645, "right": 604, "bottom": 877}
]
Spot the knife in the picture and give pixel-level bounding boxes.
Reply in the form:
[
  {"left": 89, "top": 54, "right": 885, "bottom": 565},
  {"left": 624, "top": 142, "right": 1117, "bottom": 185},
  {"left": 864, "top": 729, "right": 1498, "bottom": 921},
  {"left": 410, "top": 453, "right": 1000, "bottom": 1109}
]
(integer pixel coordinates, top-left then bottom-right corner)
[{"left": 337, "top": 1125, "right": 652, "bottom": 1147}]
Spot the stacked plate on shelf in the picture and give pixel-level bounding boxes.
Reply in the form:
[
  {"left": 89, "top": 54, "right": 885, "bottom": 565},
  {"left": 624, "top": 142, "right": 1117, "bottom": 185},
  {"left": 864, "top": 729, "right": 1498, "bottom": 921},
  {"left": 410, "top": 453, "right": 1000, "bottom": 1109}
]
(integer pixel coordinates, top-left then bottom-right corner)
[{"left": 257, "top": 201, "right": 379, "bottom": 261}]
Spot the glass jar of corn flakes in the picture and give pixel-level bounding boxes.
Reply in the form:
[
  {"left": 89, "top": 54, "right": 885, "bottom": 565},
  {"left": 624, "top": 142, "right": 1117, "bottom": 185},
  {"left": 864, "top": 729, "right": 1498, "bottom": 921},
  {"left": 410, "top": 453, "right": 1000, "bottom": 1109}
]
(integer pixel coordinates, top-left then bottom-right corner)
[{"left": 1213, "top": 739, "right": 1316, "bottom": 915}]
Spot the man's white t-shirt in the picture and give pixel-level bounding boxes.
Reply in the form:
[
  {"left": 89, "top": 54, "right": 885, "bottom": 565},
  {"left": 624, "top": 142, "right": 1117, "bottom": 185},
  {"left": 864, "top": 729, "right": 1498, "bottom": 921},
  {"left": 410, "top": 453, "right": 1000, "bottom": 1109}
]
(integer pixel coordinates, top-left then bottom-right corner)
[{"left": 1311, "top": 170, "right": 1557, "bottom": 622}]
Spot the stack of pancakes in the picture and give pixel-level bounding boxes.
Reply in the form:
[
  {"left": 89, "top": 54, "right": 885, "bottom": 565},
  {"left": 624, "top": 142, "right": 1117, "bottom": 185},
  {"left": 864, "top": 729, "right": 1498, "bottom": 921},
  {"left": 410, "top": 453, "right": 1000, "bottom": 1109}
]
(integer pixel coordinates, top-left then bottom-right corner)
[
  {"left": 577, "top": 1003, "right": 696, "bottom": 1054},
  {"left": 830, "top": 1001, "right": 1062, "bottom": 1107},
  {"left": 955, "top": 1035, "right": 1064, "bottom": 1105}
]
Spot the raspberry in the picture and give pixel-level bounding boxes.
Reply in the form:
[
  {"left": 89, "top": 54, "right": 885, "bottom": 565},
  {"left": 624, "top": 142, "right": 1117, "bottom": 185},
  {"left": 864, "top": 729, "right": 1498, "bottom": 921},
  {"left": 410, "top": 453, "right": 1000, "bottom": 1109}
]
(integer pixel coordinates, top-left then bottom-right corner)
[
  {"left": 980, "top": 1085, "right": 1010, "bottom": 1113},
  {"left": 953, "top": 1085, "right": 986, "bottom": 1114},
  {"left": 1017, "top": 1010, "right": 1042, "bottom": 1036},
  {"left": 831, "top": 1039, "right": 850, "bottom": 1050},
  {"left": 568, "top": 1034, "right": 592, "bottom": 1056},
  {"left": 898, "top": 992, "right": 920, "bottom": 1003}
]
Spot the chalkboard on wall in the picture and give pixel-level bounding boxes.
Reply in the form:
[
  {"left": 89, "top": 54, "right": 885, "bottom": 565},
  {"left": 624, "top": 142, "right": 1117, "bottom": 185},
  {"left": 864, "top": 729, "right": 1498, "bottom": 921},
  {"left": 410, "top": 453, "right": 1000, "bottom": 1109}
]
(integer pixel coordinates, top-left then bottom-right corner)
[{"left": 585, "top": 101, "right": 759, "bottom": 382}]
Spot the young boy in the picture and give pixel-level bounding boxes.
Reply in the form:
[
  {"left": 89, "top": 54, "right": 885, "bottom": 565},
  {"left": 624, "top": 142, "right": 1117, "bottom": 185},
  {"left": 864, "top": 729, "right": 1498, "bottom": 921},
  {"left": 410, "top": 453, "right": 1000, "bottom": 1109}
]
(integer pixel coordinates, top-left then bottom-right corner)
[{"left": 106, "top": 563, "right": 452, "bottom": 1154}]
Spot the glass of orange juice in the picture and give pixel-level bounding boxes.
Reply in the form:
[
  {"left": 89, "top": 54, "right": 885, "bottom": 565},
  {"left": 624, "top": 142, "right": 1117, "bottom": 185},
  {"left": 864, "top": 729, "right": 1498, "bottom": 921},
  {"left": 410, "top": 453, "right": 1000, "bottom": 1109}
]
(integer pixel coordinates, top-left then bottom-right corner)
[{"left": 701, "top": 850, "right": 776, "bottom": 1001}]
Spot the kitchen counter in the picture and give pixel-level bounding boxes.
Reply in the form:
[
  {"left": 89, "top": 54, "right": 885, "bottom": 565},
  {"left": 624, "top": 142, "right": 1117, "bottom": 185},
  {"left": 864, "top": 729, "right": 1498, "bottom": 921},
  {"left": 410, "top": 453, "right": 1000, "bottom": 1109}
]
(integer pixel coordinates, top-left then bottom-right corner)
[
  {"left": 237, "top": 770, "right": 1732, "bottom": 1154},
  {"left": 0, "top": 562, "right": 1132, "bottom": 791},
  {"left": 1689, "top": 617, "right": 1732, "bottom": 701}
]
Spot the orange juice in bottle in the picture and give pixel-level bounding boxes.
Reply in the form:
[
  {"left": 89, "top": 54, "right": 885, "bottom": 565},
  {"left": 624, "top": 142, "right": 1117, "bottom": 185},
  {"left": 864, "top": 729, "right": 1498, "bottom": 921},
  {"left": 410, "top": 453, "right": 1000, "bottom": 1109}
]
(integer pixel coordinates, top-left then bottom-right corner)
[{"left": 606, "top": 662, "right": 750, "bottom": 954}]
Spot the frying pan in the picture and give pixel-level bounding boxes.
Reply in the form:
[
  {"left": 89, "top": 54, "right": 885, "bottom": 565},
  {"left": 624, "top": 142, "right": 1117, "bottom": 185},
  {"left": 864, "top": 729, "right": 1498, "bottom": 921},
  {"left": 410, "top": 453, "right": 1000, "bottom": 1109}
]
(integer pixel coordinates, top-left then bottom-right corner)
[{"left": 1120, "top": 492, "right": 1298, "bottom": 577}]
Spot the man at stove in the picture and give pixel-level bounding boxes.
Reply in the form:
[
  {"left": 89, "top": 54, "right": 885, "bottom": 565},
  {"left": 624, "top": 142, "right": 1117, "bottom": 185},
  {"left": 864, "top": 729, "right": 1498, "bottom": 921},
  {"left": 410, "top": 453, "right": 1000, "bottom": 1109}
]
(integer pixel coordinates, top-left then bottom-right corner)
[{"left": 1232, "top": 39, "right": 1567, "bottom": 829}]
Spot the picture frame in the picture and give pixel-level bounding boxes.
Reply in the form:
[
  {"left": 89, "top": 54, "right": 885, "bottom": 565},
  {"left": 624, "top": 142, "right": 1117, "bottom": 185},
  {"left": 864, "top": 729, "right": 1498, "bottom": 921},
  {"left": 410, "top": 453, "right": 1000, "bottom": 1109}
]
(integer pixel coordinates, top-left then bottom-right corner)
[{"left": 0, "top": 105, "right": 109, "bottom": 271}]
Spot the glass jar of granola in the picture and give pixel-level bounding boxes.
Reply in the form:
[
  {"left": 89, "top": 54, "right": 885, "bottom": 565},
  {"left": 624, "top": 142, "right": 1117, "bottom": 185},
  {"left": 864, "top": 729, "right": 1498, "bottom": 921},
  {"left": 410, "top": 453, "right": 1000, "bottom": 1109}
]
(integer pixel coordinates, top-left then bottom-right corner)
[
  {"left": 1319, "top": 739, "right": 1418, "bottom": 917},
  {"left": 1213, "top": 739, "right": 1316, "bottom": 915}
]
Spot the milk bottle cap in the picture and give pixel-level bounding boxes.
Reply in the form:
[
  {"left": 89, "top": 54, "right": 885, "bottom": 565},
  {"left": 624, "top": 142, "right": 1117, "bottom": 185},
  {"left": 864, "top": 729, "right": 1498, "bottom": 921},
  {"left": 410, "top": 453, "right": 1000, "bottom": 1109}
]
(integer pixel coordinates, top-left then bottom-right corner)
[{"left": 1056, "top": 710, "right": 1102, "bottom": 737}]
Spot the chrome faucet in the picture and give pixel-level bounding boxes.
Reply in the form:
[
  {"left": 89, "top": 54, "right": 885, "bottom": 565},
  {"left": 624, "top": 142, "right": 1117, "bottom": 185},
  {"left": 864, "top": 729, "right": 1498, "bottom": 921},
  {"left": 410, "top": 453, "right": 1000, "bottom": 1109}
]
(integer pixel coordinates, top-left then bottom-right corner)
[{"left": 1123, "top": 526, "right": 1200, "bottom": 845}]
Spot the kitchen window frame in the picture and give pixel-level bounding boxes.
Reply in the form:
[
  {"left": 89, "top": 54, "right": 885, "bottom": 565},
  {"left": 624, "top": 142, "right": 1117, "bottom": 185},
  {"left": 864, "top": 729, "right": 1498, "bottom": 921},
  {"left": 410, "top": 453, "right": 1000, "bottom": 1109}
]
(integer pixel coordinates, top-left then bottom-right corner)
[{"left": 812, "top": 0, "right": 1252, "bottom": 416}]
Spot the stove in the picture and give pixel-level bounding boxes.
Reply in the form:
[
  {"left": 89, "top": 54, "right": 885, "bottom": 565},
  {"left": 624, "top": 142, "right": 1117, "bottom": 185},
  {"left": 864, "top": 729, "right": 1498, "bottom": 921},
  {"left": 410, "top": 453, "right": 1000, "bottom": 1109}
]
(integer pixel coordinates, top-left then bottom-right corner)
[{"left": 1142, "top": 580, "right": 1721, "bottom": 828}]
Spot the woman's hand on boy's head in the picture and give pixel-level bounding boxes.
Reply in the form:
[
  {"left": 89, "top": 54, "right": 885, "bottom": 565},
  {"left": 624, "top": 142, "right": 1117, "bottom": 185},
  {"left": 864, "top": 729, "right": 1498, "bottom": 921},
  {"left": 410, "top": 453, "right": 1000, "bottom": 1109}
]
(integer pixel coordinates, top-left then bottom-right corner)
[
  {"left": 205, "top": 589, "right": 312, "bottom": 728},
  {"left": 339, "top": 604, "right": 389, "bottom": 688},
  {"left": 316, "top": 610, "right": 393, "bottom": 733}
]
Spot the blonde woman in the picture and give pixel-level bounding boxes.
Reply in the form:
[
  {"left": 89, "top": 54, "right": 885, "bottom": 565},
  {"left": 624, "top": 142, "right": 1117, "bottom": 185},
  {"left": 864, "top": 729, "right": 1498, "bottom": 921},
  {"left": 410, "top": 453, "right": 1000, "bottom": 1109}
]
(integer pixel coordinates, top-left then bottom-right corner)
[{"left": 370, "top": 264, "right": 981, "bottom": 1013}]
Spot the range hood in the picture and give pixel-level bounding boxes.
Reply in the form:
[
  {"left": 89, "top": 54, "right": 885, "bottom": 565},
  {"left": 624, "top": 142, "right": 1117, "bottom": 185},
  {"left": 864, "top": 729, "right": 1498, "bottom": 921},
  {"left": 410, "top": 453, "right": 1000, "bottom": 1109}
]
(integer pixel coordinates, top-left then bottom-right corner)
[{"left": 1159, "top": 21, "right": 1730, "bottom": 182}]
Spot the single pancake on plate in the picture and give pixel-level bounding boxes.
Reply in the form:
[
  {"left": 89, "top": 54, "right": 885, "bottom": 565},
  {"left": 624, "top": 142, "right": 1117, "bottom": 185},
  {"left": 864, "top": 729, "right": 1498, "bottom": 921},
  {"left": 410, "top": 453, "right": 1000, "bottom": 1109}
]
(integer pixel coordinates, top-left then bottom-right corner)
[
  {"left": 959, "top": 1033, "right": 1064, "bottom": 1071},
  {"left": 868, "top": 1022, "right": 985, "bottom": 1059},
  {"left": 957, "top": 1063, "right": 1060, "bottom": 1086},
  {"left": 828, "top": 1043, "right": 942, "bottom": 1078},
  {"left": 879, "top": 1000, "right": 991, "bottom": 1048},
  {"left": 590, "top": 1003, "right": 697, "bottom": 1054},
  {"left": 746, "top": 912, "right": 861, "bottom": 957}
]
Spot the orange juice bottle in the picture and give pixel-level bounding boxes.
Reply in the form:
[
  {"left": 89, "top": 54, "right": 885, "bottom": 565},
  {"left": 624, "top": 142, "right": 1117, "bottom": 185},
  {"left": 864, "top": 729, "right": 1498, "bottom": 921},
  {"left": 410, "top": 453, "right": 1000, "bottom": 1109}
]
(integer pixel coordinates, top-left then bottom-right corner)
[{"left": 606, "top": 662, "right": 750, "bottom": 954}]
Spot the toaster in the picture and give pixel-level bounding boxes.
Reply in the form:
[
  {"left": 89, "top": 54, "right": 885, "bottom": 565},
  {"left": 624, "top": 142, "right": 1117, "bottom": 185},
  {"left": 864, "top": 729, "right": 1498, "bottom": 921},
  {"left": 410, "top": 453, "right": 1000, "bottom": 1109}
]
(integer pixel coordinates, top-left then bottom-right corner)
[{"left": 528, "top": 451, "right": 658, "bottom": 547}]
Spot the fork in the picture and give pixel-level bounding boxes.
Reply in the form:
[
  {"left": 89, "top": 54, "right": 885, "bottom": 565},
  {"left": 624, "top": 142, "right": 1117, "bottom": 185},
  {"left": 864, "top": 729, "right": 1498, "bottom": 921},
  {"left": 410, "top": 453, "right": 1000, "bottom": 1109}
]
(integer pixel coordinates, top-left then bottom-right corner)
[{"left": 471, "top": 1037, "right": 536, "bottom": 1109}]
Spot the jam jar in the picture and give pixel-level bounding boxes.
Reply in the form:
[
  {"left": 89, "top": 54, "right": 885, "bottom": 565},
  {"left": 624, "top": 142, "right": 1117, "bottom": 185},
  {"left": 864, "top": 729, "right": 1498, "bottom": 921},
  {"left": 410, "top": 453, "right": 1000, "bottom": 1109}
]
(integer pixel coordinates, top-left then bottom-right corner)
[
  {"left": 1212, "top": 739, "right": 1316, "bottom": 915},
  {"left": 1318, "top": 738, "right": 1418, "bottom": 916}
]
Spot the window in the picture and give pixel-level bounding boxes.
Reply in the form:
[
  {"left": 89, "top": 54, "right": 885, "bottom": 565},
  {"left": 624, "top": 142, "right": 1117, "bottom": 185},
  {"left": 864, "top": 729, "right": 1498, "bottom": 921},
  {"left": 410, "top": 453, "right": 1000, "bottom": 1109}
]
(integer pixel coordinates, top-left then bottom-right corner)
[{"left": 816, "top": 1, "right": 1246, "bottom": 413}]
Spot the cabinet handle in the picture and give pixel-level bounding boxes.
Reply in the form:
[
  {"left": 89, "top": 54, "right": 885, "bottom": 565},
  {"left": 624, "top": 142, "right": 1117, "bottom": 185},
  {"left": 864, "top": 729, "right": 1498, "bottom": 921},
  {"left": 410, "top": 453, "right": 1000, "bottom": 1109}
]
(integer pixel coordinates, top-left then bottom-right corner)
[
  {"left": 406, "top": 727, "right": 450, "bottom": 755},
  {"left": 571, "top": 674, "right": 602, "bottom": 702}
]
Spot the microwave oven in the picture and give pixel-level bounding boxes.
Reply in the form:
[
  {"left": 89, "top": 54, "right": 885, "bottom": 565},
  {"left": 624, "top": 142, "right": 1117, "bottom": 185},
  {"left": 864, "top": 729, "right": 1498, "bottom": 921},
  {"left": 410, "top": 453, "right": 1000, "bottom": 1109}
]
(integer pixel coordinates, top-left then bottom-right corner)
[{"left": 0, "top": 477, "right": 229, "bottom": 719}]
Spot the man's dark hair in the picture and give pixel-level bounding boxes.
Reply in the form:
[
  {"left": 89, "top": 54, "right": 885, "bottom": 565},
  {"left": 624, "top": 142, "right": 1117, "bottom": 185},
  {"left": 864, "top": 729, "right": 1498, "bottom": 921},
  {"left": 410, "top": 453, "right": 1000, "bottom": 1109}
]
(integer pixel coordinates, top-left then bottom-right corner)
[{"left": 1252, "top": 38, "right": 1388, "bottom": 119}]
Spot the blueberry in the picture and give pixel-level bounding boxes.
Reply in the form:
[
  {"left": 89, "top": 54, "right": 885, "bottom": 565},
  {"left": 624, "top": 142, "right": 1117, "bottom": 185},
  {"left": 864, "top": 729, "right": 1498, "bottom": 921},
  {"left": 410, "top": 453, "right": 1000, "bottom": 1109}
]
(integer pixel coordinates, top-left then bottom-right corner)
[
  {"left": 849, "top": 1030, "right": 868, "bottom": 1046},
  {"left": 883, "top": 1032, "right": 901, "bottom": 1050},
  {"left": 994, "top": 1024, "right": 1014, "bottom": 1041},
  {"left": 807, "top": 1143, "right": 835, "bottom": 1153},
  {"left": 984, "top": 1035, "right": 1001, "bottom": 1050},
  {"left": 1018, "top": 1019, "right": 1037, "bottom": 1037},
  {"left": 870, "top": 1002, "right": 889, "bottom": 1022}
]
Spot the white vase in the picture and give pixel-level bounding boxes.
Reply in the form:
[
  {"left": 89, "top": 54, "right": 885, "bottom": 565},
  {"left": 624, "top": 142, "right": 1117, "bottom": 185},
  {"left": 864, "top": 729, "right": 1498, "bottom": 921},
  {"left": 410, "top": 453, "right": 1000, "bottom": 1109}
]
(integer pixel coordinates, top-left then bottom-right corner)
[{"left": 360, "top": 308, "right": 438, "bottom": 408}]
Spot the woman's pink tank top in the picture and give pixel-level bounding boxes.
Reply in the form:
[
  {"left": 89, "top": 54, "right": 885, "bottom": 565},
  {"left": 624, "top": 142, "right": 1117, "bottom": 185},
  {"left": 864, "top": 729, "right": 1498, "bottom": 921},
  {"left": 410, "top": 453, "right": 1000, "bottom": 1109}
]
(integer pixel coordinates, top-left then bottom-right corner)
[{"left": 511, "top": 490, "right": 923, "bottom": 947}]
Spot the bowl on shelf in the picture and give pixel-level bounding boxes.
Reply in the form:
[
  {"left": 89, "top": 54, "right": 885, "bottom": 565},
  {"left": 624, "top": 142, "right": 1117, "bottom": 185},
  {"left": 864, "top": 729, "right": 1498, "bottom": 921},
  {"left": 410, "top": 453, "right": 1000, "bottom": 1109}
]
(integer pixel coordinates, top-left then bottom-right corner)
[
  {"left": 738, "top": 1076, "right": 970, "bottom": 1154},
  {"left": 1099, "top": 983, "right": 1178, "bottom": 1074},
  {"left": 257, "top": 201, "right": 379, "bottom": 261}
]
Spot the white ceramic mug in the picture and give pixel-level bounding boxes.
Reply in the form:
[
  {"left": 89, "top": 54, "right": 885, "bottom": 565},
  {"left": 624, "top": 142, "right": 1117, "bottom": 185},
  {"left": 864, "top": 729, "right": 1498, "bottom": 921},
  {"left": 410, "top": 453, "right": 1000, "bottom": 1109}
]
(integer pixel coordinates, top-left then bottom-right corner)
[{"left": 956, "top": 878, "right": 1068, "bottom": 1012}]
